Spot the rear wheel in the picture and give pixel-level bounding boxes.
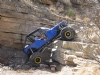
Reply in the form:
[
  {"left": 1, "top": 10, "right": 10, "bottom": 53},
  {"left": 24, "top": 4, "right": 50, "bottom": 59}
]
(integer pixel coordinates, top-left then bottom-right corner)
[
  {"left": 29, "top": 52, "right": 43, "bottom": 67},
  {"left": 61, "top": 27, "right": 75, "bottom": 41}
]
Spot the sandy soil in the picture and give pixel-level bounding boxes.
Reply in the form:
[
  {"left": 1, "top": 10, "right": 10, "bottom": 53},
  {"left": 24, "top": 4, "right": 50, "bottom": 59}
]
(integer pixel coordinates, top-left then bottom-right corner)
[{"left": 0, "top": 65, "right": 73, "bottom": 75}]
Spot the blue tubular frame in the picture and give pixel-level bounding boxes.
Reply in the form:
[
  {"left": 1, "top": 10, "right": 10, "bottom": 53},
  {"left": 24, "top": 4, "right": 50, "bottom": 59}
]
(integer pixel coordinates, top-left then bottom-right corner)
[{"left": 23, "top": 22, "right": 65, "bottom": 54}]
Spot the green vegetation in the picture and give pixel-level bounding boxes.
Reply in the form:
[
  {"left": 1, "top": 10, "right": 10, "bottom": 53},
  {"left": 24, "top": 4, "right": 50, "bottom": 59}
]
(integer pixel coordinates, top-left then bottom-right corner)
[{"left": 66, "top": 8, "right": 76, "bottom": 18}]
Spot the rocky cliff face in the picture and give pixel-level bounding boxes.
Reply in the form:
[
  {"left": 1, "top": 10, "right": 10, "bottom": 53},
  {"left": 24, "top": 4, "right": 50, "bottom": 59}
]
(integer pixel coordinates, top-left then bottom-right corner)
[
  {"left": 0, "top": 0, "right": 100, "bottom": 50},
  {"left": 0, "top": 0, "right": 99, "bottom": 55},
  {"left": 0, "top": 0, "right": 59, "bottom": 49},
  {"left": 0, "top": 0, "right": 100, "bottom": 74}
]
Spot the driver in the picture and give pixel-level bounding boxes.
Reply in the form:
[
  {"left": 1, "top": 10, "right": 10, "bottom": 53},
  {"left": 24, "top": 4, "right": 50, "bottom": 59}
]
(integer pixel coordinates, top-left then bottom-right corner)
[
  {"left": 34, "top": 34, "right": 47, "bottom": 40},
  {"left": 40, "top": 34, "right": 47, "bottom": 40},
  {"left": 34, "top": 36, "right": 40, "bottom": 40}
]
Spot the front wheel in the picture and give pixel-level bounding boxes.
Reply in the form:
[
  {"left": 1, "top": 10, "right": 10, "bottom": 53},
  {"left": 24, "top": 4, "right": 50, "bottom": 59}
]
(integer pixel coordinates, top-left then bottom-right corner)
[
  {"left": 29, "top": 52, "right": 44, "bottom": 67},
  {"left": 61, "top": 27, "right": 75, "bottom": 41}
]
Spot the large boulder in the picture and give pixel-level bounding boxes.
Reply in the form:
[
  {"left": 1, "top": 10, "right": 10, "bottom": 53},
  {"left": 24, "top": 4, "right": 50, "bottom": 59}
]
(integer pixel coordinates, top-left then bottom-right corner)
[{"left": 63, "top": 41, "right": 100, "bottom": 59}]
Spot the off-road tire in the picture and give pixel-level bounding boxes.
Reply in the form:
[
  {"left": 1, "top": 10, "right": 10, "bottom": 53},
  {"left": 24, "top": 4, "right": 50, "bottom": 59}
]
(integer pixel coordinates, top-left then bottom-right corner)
[
  {"left": 61, "top": 27, "right": 75, "bottom": 41},
  {"left": 29, "top": 52, "right": 44, "bottom": 67}
]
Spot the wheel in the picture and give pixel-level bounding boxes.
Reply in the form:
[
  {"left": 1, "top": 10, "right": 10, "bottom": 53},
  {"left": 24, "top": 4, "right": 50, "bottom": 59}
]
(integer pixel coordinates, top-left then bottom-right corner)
[
  {"left": 29, "top": 52, "right": 44, "bottom": 67},
  {"left": 61, "top": 27, "right": 75, "bottom": 41}
]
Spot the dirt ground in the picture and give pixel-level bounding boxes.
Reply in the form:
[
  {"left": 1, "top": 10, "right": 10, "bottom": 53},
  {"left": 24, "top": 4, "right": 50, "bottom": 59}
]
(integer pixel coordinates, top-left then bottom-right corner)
[{"left": 0, "top": 65, "right": 74, "bottom": 75}]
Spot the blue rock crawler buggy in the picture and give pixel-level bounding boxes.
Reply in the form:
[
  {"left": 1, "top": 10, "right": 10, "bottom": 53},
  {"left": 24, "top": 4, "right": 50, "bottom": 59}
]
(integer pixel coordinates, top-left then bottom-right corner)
[{"left": 23, "top": 21, "right": 75, "bottom": 66}]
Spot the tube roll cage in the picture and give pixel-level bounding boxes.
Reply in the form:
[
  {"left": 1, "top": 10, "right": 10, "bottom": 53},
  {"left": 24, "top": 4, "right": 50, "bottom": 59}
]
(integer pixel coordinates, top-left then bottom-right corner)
[{"left": 24, "top": 28, "right": 40, "bottom": 47}]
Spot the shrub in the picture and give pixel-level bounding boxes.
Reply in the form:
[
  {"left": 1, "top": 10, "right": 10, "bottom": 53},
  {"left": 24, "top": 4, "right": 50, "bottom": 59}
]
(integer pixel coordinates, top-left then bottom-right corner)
[{"left": 66, "top": 8, "right": 76, "bottom": 18}]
